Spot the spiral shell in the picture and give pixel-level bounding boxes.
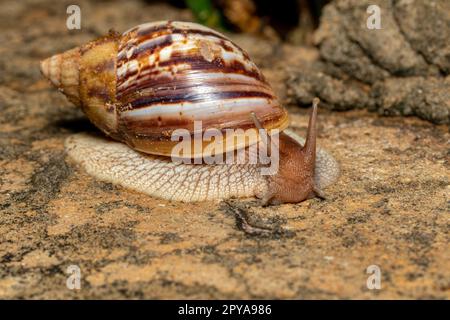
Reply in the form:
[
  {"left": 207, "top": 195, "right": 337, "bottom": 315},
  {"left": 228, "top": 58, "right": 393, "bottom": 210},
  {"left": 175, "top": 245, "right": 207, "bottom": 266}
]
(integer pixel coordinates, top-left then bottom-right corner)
[{"left": 41, "top": 21, "right": 289, "bottom": 157}]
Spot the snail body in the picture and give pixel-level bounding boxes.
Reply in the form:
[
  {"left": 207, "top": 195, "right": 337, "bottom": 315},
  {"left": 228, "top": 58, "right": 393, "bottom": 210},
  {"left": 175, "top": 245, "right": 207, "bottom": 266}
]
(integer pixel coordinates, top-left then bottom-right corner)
[{"left": 41, "top": 21, "right": 339, "bottom": 205}]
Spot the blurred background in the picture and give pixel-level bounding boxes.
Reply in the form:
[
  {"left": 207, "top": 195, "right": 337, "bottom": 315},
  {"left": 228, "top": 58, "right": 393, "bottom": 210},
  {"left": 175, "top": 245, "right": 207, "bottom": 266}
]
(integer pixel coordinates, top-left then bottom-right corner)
[{"left": 165, "top": 0, "right": 330, "bottom": 45}]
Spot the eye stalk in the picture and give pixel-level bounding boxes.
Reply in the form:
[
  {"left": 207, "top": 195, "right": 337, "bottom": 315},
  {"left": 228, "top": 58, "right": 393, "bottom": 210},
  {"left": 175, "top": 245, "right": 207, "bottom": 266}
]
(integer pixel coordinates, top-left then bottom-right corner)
[{"left": 252, "top": 98, "right": 323, "bottom": 206}]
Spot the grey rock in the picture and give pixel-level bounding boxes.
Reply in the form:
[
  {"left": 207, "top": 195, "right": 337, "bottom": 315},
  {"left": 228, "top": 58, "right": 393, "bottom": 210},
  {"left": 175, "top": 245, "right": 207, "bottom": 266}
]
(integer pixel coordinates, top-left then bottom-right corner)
[
  {"left": 289, "top": 0, "right": 450, "bottom": 124},
  {"left": 394, "top": 0, "right": 450, "bottom": 74},
  {"left": 371, "top": 76, "right": 450, "bottom": 124},
  {"left": 286, "top": 62, "right": 372, "bottom": 110}
]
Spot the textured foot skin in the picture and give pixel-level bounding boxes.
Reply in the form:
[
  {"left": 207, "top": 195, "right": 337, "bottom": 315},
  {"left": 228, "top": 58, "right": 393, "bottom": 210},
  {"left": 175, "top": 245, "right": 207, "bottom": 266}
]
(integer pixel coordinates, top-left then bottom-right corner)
[{"left": 65, "top": 131, "right": 339, "bottom": 203}]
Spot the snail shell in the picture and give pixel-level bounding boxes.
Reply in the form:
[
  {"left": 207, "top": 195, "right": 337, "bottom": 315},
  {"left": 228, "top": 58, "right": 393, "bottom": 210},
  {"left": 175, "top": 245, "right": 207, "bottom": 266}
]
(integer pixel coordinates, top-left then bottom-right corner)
[
  {"left": 41, "top": 21, "right": 339, "bottom": 204},
  {"left": 40, "top": 21, "right": 289, "bottom": 158}
]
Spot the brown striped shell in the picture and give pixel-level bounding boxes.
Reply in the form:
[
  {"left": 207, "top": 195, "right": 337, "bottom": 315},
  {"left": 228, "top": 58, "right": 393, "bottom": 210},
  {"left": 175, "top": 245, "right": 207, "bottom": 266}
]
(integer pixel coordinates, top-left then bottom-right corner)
[{"left": 40, "top": 21, "right": 289, "bottom": 157}]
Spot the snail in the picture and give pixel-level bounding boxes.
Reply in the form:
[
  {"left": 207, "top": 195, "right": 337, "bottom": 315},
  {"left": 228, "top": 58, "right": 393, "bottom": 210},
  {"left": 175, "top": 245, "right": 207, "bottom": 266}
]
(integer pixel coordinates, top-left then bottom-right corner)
[{"left": 40, "top": 21, "right": 339, "bottom": 205}]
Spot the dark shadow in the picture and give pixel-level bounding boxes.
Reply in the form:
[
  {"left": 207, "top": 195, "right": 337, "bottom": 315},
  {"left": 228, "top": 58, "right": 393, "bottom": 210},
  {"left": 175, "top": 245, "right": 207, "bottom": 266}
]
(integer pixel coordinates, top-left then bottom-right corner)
[{"left": 50, "top": 117, "right": 98, "bottom": 134}]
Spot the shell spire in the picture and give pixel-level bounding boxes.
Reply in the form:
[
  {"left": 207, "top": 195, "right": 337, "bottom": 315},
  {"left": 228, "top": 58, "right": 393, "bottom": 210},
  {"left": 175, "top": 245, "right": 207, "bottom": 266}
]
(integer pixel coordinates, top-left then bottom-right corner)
[
  {"left": 40, "top": 31, "right": 121, "bottom": 140},
  {"left": 40, "top": 47, "right": 81, "bottom": 107}
]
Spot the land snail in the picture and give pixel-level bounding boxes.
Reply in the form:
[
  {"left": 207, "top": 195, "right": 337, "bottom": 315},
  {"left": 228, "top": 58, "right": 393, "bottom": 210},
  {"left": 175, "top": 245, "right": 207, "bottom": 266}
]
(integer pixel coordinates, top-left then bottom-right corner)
[{"left": 40, "top": 21, "right": 339, "bottom": 205}]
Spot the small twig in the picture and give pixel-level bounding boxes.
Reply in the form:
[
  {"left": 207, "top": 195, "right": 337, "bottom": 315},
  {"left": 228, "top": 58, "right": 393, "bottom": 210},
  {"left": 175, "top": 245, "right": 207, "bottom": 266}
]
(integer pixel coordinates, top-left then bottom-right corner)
[{"left": 221, "top": 200, "right": 295, "bottom": 238}]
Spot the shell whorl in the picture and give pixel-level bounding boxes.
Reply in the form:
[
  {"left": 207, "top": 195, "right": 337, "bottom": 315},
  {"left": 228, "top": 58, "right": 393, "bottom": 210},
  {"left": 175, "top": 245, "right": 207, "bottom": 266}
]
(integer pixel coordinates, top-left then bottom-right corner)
[
  {"left": 64, "top": 130, "right": 339, "bottom": 202},
  {"left": 41, "top": 21, "right": 289, "bottom": 157},
  {"left": 115, "top": 21, "right": 288, "bottom": 156}
]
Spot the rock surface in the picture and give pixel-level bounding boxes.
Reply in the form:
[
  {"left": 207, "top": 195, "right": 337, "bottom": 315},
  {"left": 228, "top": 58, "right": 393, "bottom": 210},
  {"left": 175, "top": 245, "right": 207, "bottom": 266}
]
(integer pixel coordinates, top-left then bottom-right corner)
[
  {"left": 0, "top": 0, "right": 449, "bottom": 299},
  {"left": 288, "top": 0, "right": 450, "bottom": 124}
]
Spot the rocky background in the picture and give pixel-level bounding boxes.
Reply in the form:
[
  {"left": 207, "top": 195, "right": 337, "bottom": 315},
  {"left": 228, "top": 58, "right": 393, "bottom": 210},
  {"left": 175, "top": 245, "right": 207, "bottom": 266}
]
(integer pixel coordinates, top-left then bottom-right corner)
[
  {"left": 289, "top": 0, "right": 450, "bottom": 124},
  {"left": 0, "top": 0, "right": 448, "bottom": 299}
]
